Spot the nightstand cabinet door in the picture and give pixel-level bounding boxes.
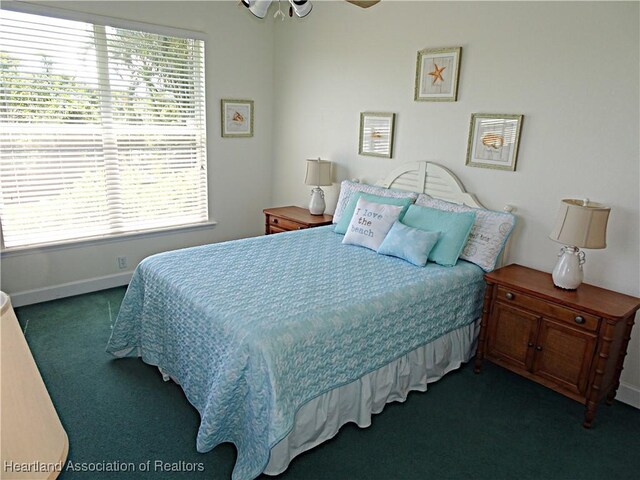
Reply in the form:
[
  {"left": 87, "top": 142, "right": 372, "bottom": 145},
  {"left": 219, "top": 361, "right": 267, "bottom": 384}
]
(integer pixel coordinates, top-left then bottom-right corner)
[
  {"left": 532, "top": 319, "right": 597, "bottom": 397},
  {"left": 487, "top": 302, "right": 539, "bottom": 371}
]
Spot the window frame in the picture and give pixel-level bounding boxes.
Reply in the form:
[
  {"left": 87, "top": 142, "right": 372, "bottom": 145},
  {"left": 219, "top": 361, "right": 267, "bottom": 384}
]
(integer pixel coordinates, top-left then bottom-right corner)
[
  {"left": 0, "top": 2, "right": 212, "bottom": 253},
  {"left": 0, "top": 220, "right": 217, "bottom": 257}
]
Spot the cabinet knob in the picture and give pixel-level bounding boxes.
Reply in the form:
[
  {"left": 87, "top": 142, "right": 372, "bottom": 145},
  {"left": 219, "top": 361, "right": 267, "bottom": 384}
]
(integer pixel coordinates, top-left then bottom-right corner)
[
  {"left": 575, "top": 316, "right": 585, "bottom": 324},
  {"left": 273, "top": 218, "right": 278, "bottom": 224},
  {"left": 505, "top": 292, "right": 514, "bottom": 300},
  {"left": 536, "top": 346, "right": 543, "bottom": 351},
  {"left": 527, "top": 342, "right": 534, "bottom": 348}
]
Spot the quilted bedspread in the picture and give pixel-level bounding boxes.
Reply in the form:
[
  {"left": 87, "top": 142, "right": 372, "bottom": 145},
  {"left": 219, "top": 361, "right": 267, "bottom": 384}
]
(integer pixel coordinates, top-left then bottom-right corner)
[{"left": 106, "top": 226, "right": 485, "bottom": 479}]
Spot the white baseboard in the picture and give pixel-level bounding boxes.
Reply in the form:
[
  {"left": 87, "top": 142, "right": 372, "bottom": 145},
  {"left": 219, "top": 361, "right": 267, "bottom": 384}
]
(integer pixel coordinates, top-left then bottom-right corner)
[
  {"left": 616, "top": 382, "right": 640, "bottom": 409},
  {"left": 10, "top": 272, "right": 132, "bottom": 307}
]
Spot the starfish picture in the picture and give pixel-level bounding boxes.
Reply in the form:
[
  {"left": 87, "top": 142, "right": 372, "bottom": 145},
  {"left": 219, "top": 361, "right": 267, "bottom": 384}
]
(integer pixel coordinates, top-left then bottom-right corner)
[{"left": 428, "top": 63, "right": 446, "bottom": 84}]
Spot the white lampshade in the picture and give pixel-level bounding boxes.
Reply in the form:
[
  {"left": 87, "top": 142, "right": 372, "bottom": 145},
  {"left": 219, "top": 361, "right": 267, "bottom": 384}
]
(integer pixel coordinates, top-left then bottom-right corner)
[
  {"left": 304, "top": 159, "right": 332, "bottom": 187},
  {"left": 242, "top": 0, "right": 272, "bottom": 18},
  {"left": 549, "top": 199, "right": 610, "bottom": 249},
  {"left": 290, "top": 0, "right": 313, "bottom": 17}
]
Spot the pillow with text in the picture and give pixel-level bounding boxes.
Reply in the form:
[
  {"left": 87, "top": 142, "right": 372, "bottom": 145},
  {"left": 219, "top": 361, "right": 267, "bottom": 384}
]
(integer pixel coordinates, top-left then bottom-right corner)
[
  {"left": 333, "top": 180, "right": 417, "bottom": 225},
  {"left": 342, "top": 198, "right": 404, "bottom": 251}
]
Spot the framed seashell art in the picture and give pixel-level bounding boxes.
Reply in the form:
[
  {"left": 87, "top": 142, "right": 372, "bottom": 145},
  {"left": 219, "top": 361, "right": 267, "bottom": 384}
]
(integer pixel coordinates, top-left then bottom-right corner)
[
  {"left": 358, "top": 112, "right": 396, "bottom": 158},
  {"left": 221, "top": 99, "right": 254, "bottom": 137},
  {"left": 465, "top": 113, "right": 524, "bottom": 171}
]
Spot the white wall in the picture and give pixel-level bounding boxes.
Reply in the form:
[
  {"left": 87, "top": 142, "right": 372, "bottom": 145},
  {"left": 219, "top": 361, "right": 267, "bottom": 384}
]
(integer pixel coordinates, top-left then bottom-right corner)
[
  {"left": 1, "top": 1, "right": 275, "bottom": 300},
  {"left": 271, "top": 2, "right": 640, "bottom": 404},
  {"left": 2, "top": 0, "right": 639, "bottom": 406}
]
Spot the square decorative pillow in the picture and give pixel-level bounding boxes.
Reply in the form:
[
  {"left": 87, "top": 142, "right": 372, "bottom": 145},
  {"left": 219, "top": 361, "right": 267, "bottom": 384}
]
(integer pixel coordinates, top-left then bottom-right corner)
[
  {"left": 377, "top": 221, "right": 441, "bottom": 267},
  {"left": 342, "top": 197, "right": 404, "bottom": 251},
  {"left": 333, "top": 180, "right": 418, "bottom": 225},
  {"left": 415, "top": 194, "right": 516, "bottom": 271},
  {"left": 334, "top": 192, "right": 414, "bottom": 235},
  {"left": 402, "top": 204, "right": 476, "bottom": 267}
]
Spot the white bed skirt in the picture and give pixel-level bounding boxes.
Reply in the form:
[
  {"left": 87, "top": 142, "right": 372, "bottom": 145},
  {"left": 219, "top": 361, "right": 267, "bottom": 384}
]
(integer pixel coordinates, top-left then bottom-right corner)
[{"left": 263, "top": 319, "right": 480, "bottom": 475}]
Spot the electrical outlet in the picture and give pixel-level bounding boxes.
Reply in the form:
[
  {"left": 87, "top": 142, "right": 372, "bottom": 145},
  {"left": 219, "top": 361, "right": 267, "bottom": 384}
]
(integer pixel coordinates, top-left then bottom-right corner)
[{"left": 117, "top": 256, "right": 128, "bottom": 270}]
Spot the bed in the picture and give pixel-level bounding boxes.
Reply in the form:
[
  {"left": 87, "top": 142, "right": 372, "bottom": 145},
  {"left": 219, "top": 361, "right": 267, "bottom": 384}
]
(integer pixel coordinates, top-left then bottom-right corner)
[{"left": 106, "top": 162, "right": 515, "bottom": 480}]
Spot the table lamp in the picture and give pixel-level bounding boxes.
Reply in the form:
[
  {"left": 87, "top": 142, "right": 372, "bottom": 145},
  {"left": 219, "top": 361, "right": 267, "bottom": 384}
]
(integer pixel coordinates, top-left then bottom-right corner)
[
  {"left": 549, "top": 199, "right": 610, "bottom": 290},
  {"left": 304, "top": 158, "right": 332, "bottom": 215}
]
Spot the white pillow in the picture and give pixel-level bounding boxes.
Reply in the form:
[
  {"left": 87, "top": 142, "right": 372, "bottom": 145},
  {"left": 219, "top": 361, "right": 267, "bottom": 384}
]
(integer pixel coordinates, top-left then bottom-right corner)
[
  {"left": 415, "top": 194, "right": 516, "bottom": 271},
  {"left": 342, "top": 198, "right": 404, "bottom": 251},
  {"left": 333, "top": 180, "right": 418, "bottom": 225}
]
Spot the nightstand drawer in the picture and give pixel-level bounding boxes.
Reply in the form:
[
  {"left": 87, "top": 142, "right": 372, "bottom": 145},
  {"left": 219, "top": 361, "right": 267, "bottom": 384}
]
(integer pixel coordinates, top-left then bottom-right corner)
[
  {"left": 496, "top": 286, "right": 599, "bottom": 332},
  {"left": 268, "top": 225, "right": 288, "bottom": 234},
  {"left": 264, "top": 206, "right": 333, "bottom": 235},
  {"left": 268, "top": 216, "right": 306, "bottom": 231}
]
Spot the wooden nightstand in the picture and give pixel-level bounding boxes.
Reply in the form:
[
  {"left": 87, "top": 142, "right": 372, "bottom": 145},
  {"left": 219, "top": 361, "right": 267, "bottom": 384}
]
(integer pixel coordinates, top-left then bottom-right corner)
[
  {"left": 263, "top": 206, "right": 333, "bottom": 235},
  {"left": 474, "top": 264, "right": 640, "bottom": 428}
]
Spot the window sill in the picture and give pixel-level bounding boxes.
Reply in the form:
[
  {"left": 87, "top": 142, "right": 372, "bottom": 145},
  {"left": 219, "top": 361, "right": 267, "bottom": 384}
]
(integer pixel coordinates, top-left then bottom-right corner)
[{"left": 1, "top": 220, "right": 218, "bottom": 258}]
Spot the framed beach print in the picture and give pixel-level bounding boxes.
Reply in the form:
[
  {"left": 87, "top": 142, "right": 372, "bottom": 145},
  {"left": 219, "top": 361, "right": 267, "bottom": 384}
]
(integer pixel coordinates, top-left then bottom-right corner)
[
  {"left": 221, "top": 99, "right": 253, "bottom": 137},
  {"left": 414, "top": 47, "right": 461, "bottom": 102},
  {"left": 465, "top": 114, "right": 523, "bottom": 171},
  {"left": 359, "top": 112, "right": 396, "bottom": 158}
]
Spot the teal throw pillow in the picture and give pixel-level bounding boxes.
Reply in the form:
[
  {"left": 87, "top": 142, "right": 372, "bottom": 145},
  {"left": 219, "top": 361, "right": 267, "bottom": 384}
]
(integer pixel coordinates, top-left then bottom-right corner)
[
  {"left": 334, "top": 192, "right": 414, "bottom": 235},
  {"left": 402, "top": 205, "right": 476, "bottom": 266},
  {"left": 377, "top": 221, "right": 441, "bottom": 267}
]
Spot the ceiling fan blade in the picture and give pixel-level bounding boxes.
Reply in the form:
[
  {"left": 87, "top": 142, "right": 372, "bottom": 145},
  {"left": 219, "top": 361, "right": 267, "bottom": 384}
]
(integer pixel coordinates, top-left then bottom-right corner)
[{"left": 346, "top": 1, "right": 381, "bottom": 8}]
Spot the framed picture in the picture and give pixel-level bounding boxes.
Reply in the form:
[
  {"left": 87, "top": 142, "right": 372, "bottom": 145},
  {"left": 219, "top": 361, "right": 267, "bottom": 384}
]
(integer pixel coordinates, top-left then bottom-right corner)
[
  {"left": 359, "top": 112, "right": 396, "bottom": 158},
  {"left": 221, "top": 99, "right": 253, "bottom": 137},
  {"left": 465, "top": 114, "right": 524, "bottom": 171},
  {"left": 414, "top": 47, "right": 462, "bottom": 102}
]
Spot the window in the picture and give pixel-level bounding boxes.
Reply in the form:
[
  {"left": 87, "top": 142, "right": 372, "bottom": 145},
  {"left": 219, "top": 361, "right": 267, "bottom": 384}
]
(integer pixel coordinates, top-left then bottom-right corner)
[{"left": 0, "top": 9, "right": 208, "bottom": 249}]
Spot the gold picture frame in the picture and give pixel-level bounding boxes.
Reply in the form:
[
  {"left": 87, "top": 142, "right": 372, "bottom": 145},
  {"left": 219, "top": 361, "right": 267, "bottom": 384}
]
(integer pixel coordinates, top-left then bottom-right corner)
[
  {"left": 358, "top": 112, "right": 396, "bottom": 158},
  {"left": 221, "top": 99, "right": 254, "bottom": 138},
  {"left": 465, "top": 113, "right": 524, "bottom": 171},
  {"left": 414, "top": 47, "right": 462, "bottom": 102}
]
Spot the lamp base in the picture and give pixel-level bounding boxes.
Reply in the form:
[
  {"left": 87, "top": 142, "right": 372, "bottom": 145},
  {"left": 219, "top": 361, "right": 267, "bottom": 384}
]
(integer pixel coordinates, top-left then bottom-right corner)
[
  {"left": 552, "top": 246, "right": 585, "bottom": 290},
  {"left": 308, "top": 187, "right": 326, "bottom": 215}
]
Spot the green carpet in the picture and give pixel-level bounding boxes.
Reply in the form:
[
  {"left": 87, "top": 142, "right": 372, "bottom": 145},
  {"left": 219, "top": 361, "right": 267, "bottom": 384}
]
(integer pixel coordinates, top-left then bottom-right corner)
[{"left": 14, "top": 288, "right": 640, "bottom": 480}]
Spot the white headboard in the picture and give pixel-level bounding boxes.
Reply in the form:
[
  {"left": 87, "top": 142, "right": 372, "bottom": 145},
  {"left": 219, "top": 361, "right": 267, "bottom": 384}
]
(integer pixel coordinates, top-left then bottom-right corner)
[
  {"left": 376, "top": 161, "right": 486, "bottom": 208},
  {"left": 375, "top": 161, "right": 515, "bottom": 265}
]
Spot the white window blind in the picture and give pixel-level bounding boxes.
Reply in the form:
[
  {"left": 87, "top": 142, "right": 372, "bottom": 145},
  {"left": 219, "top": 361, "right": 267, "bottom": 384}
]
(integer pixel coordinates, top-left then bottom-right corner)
[{"left": 0, "top": 9, "right": 207, "bottom": 249}]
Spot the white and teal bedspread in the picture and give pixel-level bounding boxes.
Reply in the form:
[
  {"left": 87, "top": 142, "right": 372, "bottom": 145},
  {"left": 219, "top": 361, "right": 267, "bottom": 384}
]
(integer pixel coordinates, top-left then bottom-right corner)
[{"left": 106, "top": 226, "right": 485, "bottom": 479}]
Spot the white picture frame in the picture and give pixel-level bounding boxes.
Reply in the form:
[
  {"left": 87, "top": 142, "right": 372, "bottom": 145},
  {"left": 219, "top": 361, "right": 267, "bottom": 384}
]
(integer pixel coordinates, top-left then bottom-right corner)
[
  {"left": 221, "top": 99, "right": 254, "bottom": 137},
  {"left": 465, "top": 114, "right": 524, "bottom": 171},
  {"left": 414, "top": 47, "right": 462, "bottom": 102}
]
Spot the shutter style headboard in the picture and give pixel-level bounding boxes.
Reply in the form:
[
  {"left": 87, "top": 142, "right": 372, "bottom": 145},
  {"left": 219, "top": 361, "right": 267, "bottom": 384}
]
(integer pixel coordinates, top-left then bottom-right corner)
[
  {"left": 376, "top": 161, "right": 485, "bottom": 208},
  {"left": 375, "top": 161, "right": 516, "bottom": 266}
]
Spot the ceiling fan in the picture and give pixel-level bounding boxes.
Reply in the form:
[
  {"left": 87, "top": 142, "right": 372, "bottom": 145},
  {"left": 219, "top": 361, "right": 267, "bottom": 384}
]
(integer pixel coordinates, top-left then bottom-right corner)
[
  {"left": 242, "top": 1, "right": 381, "bottom": 19},
  {"left": 345, "top": 1, "right": 381, "bottom": 8}
]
